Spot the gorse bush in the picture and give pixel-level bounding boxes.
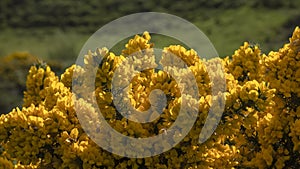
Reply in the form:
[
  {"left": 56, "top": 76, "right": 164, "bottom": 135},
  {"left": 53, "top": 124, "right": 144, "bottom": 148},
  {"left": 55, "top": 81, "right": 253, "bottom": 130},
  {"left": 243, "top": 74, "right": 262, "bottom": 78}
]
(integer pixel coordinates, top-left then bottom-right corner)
[{"left": 0, "top": 27, "right": 300, "bottom": 168}]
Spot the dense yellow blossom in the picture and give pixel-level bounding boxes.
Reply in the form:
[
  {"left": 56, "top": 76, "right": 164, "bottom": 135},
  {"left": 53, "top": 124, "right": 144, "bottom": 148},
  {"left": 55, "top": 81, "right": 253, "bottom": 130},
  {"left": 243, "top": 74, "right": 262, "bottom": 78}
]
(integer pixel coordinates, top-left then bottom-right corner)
[
  {"left": 225, "top": 41, "right": 264, "bottom": 83},
  {"left": 1, "top": 27, "right": 300, "bottom": 168},
  {"left": 121, "top": 31, "right": 153, "bottom": 57}
]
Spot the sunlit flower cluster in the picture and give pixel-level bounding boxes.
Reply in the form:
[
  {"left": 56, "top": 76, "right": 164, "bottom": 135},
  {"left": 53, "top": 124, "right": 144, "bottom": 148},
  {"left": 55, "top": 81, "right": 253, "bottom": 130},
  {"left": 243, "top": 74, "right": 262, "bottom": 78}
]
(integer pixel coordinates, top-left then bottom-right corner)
[
  {"left": 0, "top": 27, "right": 300, "bottom": 168},
  {"left": 225, "top": 41, "right": 264, "bottom": 83}
]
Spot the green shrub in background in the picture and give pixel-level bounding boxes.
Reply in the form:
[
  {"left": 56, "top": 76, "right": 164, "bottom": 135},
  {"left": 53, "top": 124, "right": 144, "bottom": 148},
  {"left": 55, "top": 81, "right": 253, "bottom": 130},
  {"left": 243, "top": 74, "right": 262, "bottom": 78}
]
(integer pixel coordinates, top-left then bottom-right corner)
[
  {"left": 0, "top": 52, "right": 37, "bottom": 114},
  {"left": 0, "top": 52, "right": 64, "bottom": 115}
]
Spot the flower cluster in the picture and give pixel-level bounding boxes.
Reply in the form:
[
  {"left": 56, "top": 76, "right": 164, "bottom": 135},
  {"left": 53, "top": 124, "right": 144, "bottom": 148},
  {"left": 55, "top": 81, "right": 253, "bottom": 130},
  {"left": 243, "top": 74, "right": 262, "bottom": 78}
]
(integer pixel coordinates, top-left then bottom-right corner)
[
  {"left": 225, "top": 41, "right": 264, "bottom": 83},
  {"left": 0, "top": 27, "right": 300, "bottom": 168}
]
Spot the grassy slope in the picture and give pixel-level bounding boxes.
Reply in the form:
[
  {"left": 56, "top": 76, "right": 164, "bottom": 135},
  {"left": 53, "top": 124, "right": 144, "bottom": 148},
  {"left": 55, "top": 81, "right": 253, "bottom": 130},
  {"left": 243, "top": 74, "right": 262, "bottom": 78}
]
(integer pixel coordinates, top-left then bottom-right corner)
[
  {"left": 1, "top": 7, "right": 299, "bottom": 63},
  {"left": 0, "top": 28, "right": 89, "bottom": 67},
  {"left": 195, "top": 7, "right": 299, "bottom": 56}
]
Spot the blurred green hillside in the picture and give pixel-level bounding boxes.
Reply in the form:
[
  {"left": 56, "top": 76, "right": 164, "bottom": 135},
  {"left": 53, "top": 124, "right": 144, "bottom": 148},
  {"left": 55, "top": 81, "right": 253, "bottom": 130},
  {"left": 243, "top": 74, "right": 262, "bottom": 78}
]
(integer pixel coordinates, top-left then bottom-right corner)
[
  {"left": 1, "top": 0, "right": 300, "bottom": 59},
  {"left": 0, "top": 0, "right": 300, "bottom": 113}
]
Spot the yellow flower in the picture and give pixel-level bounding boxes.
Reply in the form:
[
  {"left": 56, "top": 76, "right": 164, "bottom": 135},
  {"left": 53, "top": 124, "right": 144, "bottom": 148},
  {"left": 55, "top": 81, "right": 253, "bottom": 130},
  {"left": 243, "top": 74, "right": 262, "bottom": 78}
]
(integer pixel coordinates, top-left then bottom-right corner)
[{"left": 248, "top": 90, "right": 259, "bottom": 101}]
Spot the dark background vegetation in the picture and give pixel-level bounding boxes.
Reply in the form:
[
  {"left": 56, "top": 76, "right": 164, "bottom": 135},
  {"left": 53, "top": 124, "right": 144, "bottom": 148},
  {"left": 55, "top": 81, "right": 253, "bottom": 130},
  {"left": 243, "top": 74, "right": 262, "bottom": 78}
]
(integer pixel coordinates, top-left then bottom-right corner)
[{"left": 0, "top": 0, "right": 299, "bottom": 114}]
